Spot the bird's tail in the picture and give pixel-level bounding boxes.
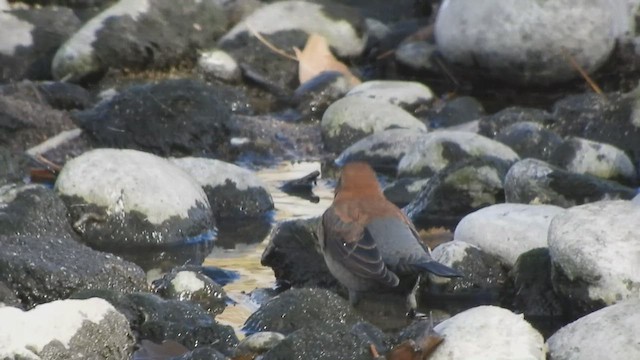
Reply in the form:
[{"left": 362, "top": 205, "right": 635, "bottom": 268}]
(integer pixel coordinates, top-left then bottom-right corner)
[{"left": 414, "top": 261, "right": 462, "bottom": 278}]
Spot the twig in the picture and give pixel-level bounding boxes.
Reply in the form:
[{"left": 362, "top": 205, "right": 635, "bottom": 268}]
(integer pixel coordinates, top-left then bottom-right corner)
[
  {"left": 370, "top": 344, "right": 381, "bottom": 358},
  {"left": 34, "top": 154, "right": 62, "bottom": 172},
  {"left": 246, "top": 23, "right": 298, "bottom": 61},
  {"left": 561, "top": 47, "right": 603, "bottom": 95}
]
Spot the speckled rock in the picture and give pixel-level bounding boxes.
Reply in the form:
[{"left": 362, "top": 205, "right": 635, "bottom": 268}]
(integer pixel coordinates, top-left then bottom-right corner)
[
  {"left": 292, "top": 71, "right": 353, "bottom": 122},
  {"left": 383, "top": 177, "right": 430, "bottom": 208},
  {"left": 430, "top": 306, "right": 546, "bottom": 359},
  {"left": 479, "top": 106, "right": 554, "bottom": 138},
  {"left": 427, "top": 96, "right": 486, "bottom": 129},
  {"left": 495, "top": 121, "right": 563, "bottom": 161},
  {"left": 504, "top": 158, "right": 636, "bottom": 207},
  {"left": 397, "top": 130, "right": 519, "bottom": 178},
  {"left": 1, "top": 81, "right": 93, "bottom": 111},
  {"left": 345, "top": 80, "right": 434, "bottom": 112},
  {"left": 171, "top": 157, "right": 273, "bottom": 219},
  {"left": 321, "top": 96, "right": 427, "bottom": 153},
  {"left": 52, "top": 0, "right": 228, "bottom": 82},
  {"left": 435, "top": 0, "right": 628, "bottom": 85},
  {"left": 454, "top": 203, "right": 566, "bottom": 266},
  {"left": 548, "top": 200, "right": 640, "bottom": 317},
  {"left": 55, "top": 149, "right": 215, "bottom": 249},
  {"left": 152, "top": 270, "right": 226, "bottom": 316},
  {"left": 547, "top": 299, "right": 640, "bottom": 360},
  {"left": 235, "top": 331, "right": 285, "bottom": 357},
  {"left": 197, "top": 49, "right": 241, "bottom": 82},
  {"left": 0, "top": 298, "right": 134, "bottom": 360}
]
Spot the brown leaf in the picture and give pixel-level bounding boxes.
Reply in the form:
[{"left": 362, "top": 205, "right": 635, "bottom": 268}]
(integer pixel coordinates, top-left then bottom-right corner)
[
  {"left": 293, "top": 33, "right": 361, "bottom": 86},
  {"left": 385, "top": 335, "right": 444, "bottom": 360}
]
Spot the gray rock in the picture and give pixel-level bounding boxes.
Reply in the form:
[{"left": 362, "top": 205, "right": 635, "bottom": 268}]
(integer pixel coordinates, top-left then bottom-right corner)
[
  {"left": 321, "top": 96, "right": 427, "bottom": 153},
  {"left": 504, "top": 158, "right": 636, "bottom": 207},
  {"left": 345, "top": 80, "right": 434, "bottom": 112},
  {"left": 0, "top": 148, "right": 29, "bottom": 187},
  {"left": 0, "top": 298, "right": 134, "bottom": 360},
  {"left": 55, "top": 149, "right": 215, "bottom": 249},
  {"left": 236, "top": 331, "right": 285, "bottom": 356},
  {"left": 383, "top": 177, "right": 430, "bottom": 208},
  {"left": 1, "top": 81, "right": 93, "bottom": 111},
  {"left": 435, "top": 0, "right": 626, "bottom": 85},
  {"left": 0, "top": 234, "right": 146, "bottom": 308},
  {"left": 398, "top": 130, "right": 519, "bottom": 178},
  {"left": 454, "top": 203, "right": 565, "bottom": 266},
  {"left": 547, "top": 299, "right": 640, "bottom": 360},
  {"left": 548, "top": 200, "right": 640, "bottom": 316},
  {"left": 197, "top": 49, "right": 241, "bottom": 82},
  {"left": 427, "top": 96, "right": 485, "bottom": 129},
  {"left": 495, "top": 121, "right": 563, "bottom": 161},
  {"left": 293, "top": 71, "right": 352, "bottom": 123},
  {"left": 152, "top": 270, "right": 226, "bottom": 316},
  {"left": 395, "top": 40, "right": 438, "bottom": 72},
  {"left": 479, "top": 106, "right": 553, "bottom": 138},
  {"left": 0, "top": 281, "right": 20, "bottom": 308},
  {"left": 171, "top": 157, "right": 273, "bottom": 219},
  {"left": 52, "top": 0, "right": 228, "bottom": 82}
]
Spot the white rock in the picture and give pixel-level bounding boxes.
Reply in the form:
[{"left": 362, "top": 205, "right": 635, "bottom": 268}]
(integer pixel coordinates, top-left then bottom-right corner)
[
  {"left": 172, "top": 271, "right": 205, "bottom": 293},
  {"left": 431, "top": 306, "right": 546, "bottom": 360},
  {"left": 455, "top": 203, "right": 565, "bottom": 266},
  {"left": 198, "top": 49, "right": 240, "bottom": 82},
  {"left": 335, "top": 128, "right": 428, "bottom": 166},
  {"left": 170, "top": 157, "right": 267, "bottom": 191},
  {"left": 0, "top": 12, "right": 34, "bottom": 56},
  {"left": 548, "top": 200, "right": 640, "bottom": 304},
  {"left": 345, "top": 80, "right": 434, "bottom": 108},
  {"left": 435, "top": 0, "right": 627, "bottom": 85},
  {"left": 547, "top": 298, "right": 640, "bottom": 360},
  {"left": 55, "top": 149, "right": 210, "bottom": 225}
]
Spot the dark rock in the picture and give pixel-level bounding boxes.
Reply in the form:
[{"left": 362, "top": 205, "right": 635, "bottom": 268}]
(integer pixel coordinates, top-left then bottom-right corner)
[
  {"left": 479, "top": 106, "right": 554, "bottom": 138},
  {"left": 280, "top": 170, "right": 320, "bottom": 203},
  {"left": 1, "top": 80, "right": 93, "bottom": 110},
  {"left": 427, "top": 96, "right": 485, "bottom": 129},
  {"left": 495, "top": 121, "right": 563, "bottom": 161},
  {"left": 174, "top": 347, "right": 228, "bottom": 360},
  {"left": 0, "top": 281, "right": 21, "bottom": 307},
  {"left": 73, "top": 79, "right": 233, "bottom": 158},
  {"left": 383, "top": 177, "right": 429, "bottom": 208},
  {"left": 215, "top": 218, "right": 272, "bottom": 249},
  {"left": 0, "top": 147, "right": 30, "bottom": 186},
  {"left": 152, "top": 269, "right": 227, "bottom": 316},
  {"left": 200, "top": 266, "right": 240, "bottom": 287},
  {"left": 0, "top": 235, "right": 147, "bottom": 308},
  {"left": 293, "top": 71, "right": 352, "bottom": 122},
  {"left": 236, "top": 331, "right": 286, "bottom": 358}
]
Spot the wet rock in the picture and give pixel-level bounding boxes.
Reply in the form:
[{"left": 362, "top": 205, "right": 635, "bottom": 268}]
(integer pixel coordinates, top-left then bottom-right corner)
[
  {"left": 235, "top": 331, "right": 285, "bottom": 358},
  {"left": 426, "top": 241, "right": 509, "bottom": 312},
  {"left": 52, "top": 0, "right": 228, "bottom": 82},
  {"left": 548, "top": 137, "right": 637, "bottom": 184},
  {"left": 1, "top": 80, "right": 93, "bottom": 111},
  {"left": 383, "top": 177, "right": 430, "bottom": 208},
  {"left": 495, "top": 121, "right": 563, "bottom": 161},
  {"left": 152, "top": 270, "right": 226, "bottom": 316},
  {"left": 335, "top": 129, "right": 427, "bottom": 175},
  {"left": 73, "top": 79, "right": 233, "bottom": 158},
  {"left": 279, "top": 170, "right": 320, "bottom": 203},
  {"left": 0, "top": 148, "right": 29, "bottom": 186},
  {"left": 479, "top": 106, "right": 554, "bottom": 138},
  {"left": 509, "top": 248, "right": 565, "bottom": 338},
  {"left": 0, "top": 234, "right": 146, "bottom": 308},
  {"left": 395, "top": 40, "right": 438, "bottom": 72},
  {"left": 405, "top": 157, "right": 511, "bottom": 229},
  {"left": 243, "top": 287, "right": 363, "bottom": 335},
  {"left": 0, "top": 6, "right": 81, "bottom": 82},
  {"left": 261, "top": 217, "right": 340, "bottom": 290},
  {"left": 0, "top": 281, "right": 20, "bottom": 308},
  {"left": 0, "top": 94, "right": 76, "bottom": 152},
  {"left": 321, "top": 96, "right": 427, "bottom": 153},
  {"left": 171, "top": 157, "right": 273, "bottom": 219},
  {"left": 427, "top": 96, "right": 485, "bottom": 129},
  {"left": 548, "top": 200, "right": 640, "bottom": 317},
  {"left": 504, "top": 158, "right": 636, "bottom": 207},
  {"left": 197, "top": 49, "right": 241, "bottom": 83},
  {"left": 55, "top": 149, "right": 215, "bottom": 250},
  {"left": 293, "top": 71, "right": 352, "bottom": 123},
  {"left": 174, "top": 347, "right": 228, "bottom": 360},
  {"left": 0, "top": 184, "right": 75, "bottom": 239},
  {"left": 397, "top": 130, "right": 519, "bottom": 178},
  {"left": 454, "top": 203, "right": 565, "bottom": 266},
  {"left": 345, "top": 80, "right": 434, "bottom": 113},
  {"left": 547, "top": 299, "right": 640, "bottom": 360},
  {"left": 435, "top": 0, "right": 626, "bottom": 85},
  {"left": 430, "top": 306, "right": 545, "bottom": 359},
  {"left": 0, "top": 298, "right": 134, "bottom": 360},
  {"left": 73, "top": 290, "right": 239, "bottom": 354}
]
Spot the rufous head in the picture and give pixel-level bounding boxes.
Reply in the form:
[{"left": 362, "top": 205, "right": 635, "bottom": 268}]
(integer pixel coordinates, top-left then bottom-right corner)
[{"left": 335, "top": 162, "right": 383, "bottom": 198}]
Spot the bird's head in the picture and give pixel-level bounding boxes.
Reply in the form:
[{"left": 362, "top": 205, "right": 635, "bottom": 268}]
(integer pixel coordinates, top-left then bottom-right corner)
[{"left": 334, "top": 162, "right": 383, "bottom": 199}]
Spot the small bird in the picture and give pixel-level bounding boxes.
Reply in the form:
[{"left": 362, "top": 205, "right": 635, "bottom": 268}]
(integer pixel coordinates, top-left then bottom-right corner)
[{"left": 319, "top": 162, "right": 461, "bottom": 313}]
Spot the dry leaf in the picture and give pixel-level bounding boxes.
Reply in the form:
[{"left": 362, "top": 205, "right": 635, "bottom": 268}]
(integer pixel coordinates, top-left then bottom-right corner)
[{"left": 293, "top": 33, "right": 360, "bottom": 86}]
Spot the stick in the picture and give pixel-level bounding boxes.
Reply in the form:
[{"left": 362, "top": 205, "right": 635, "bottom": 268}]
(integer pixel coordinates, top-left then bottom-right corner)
[
  {"left": 246, "top": 23, "right": 298, "bottom": 61},
  {"left": 561, "top": 47, "right": 603, "bottom": 95}
]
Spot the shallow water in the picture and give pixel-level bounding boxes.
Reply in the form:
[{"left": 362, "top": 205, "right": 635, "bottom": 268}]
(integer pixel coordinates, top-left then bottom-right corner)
[{"left": 204, "top": 161, "right": 335, "bottom": 335}]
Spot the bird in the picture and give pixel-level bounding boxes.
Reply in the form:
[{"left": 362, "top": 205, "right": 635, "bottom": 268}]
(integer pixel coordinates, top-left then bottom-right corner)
[{"left": 319, "top": 162, "right": 461, "bottom": 314}]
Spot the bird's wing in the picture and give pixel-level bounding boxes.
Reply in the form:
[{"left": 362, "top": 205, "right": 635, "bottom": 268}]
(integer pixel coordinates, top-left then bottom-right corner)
[{"left": 322, "top": 206, "right": 400, "bottom": 287}]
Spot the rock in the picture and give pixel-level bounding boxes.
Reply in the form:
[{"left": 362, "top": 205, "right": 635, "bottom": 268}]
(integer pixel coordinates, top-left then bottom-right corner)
[
  {"left": 427, "top": 96, "right": 485, "bottom": 129},
  {"left": 546, "top": 299, "right": 640, "bottom": 360},
  {"left": 395, "top": 40, "right": 438, "bottom": 72},
  {"left": 1, "top": 80, "right": 93, "bottom": 110},
  {"left": 405, "top": 157, "right": 512, "bottom": 229},
  {"left": 260, "top": 217, "right": 340, "bottom": 291},
  {"left": 504, "top": 158, "right": 636, "bottom": 207},
  {"left": 479, "top": 106, "right": 554, "bottom": 138},
  {"left": 454, "top": 203, "right": 566, "bottom": 266},
  {"left": 52, "top": 0, "right": 228, "bottom": 82},
  {"left": 243, "top": 288, "right": 363, "bottom": 335},
  {"left": 0, "top": 6, "right": 81, "bottom": 82},
  {"left": 72, "top": 79, "right": 233, "bottom": 158},
  {"left": 0, "top": 281, "right": 20, "bottom": 308},
  {"left": 548, "top": 200, "right": 640, "bottom": 317},
  {"left": 0, "top": 148, "right": 29, "bottom": 186},
  {"left": 55, "top": 148, "right": 215, "bottom": 249},
  {"left": 197, "top": 49, "right": 241, "bottom": 82},
  {"left": 292, "top": 71, "right": 352, "bottom": 123},
  {"left": 0, "top": 184, "right": 75, "bottom": 239},
  {"left": 430, "top": 306, "right": 546, "bottom": 360},
  {"left": 495, "top": 122, "right": 563, "bottom": 161},
  {"left": 236, "top": 331, "right": 285, "bottom": 357},
  {"left": 335, "top": 129, "right": 427, "bottom": 175},
  {"left": 435, "top": 0, "right": 625, "bottom": 85},
  {"left": 397, "top": 130, "right": 519, "bottom": 178},
  {"left": 0, "top": 298, "right": 134, "bottom": 360},
  {"left": 174, "top": 347, "right": 228, "bottom": 360},
  {"left": 383, "top": 177, "right": 430, "bottom": 208},
  {"left": 171, "top": 157, "right": 273, "bottom": 219},
  {"left": 345, "top": 80, "right": 434, "bottom": 113},
  {"left": 152, "top": 270, "right": 227, "bottom": 316},
  {"left": 321, "top": 96, "right": 427, "bottom": 153},
  {"left": 548, "top": 137, "right": 637, "bottom": 184},
  {"left": 426, "top": 241, "right": 509, "bottom": 313},
  {"left": 0, "top": 234, "right": 146, "bottom": 308}
]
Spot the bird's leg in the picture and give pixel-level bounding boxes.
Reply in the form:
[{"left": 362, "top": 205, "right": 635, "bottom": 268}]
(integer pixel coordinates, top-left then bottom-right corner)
[
  {"left": 406, "top": 275, "right": 421, "bottom": 318},
  {"left": 348, "top": 289, "right": 361, "bottom": 306}
]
